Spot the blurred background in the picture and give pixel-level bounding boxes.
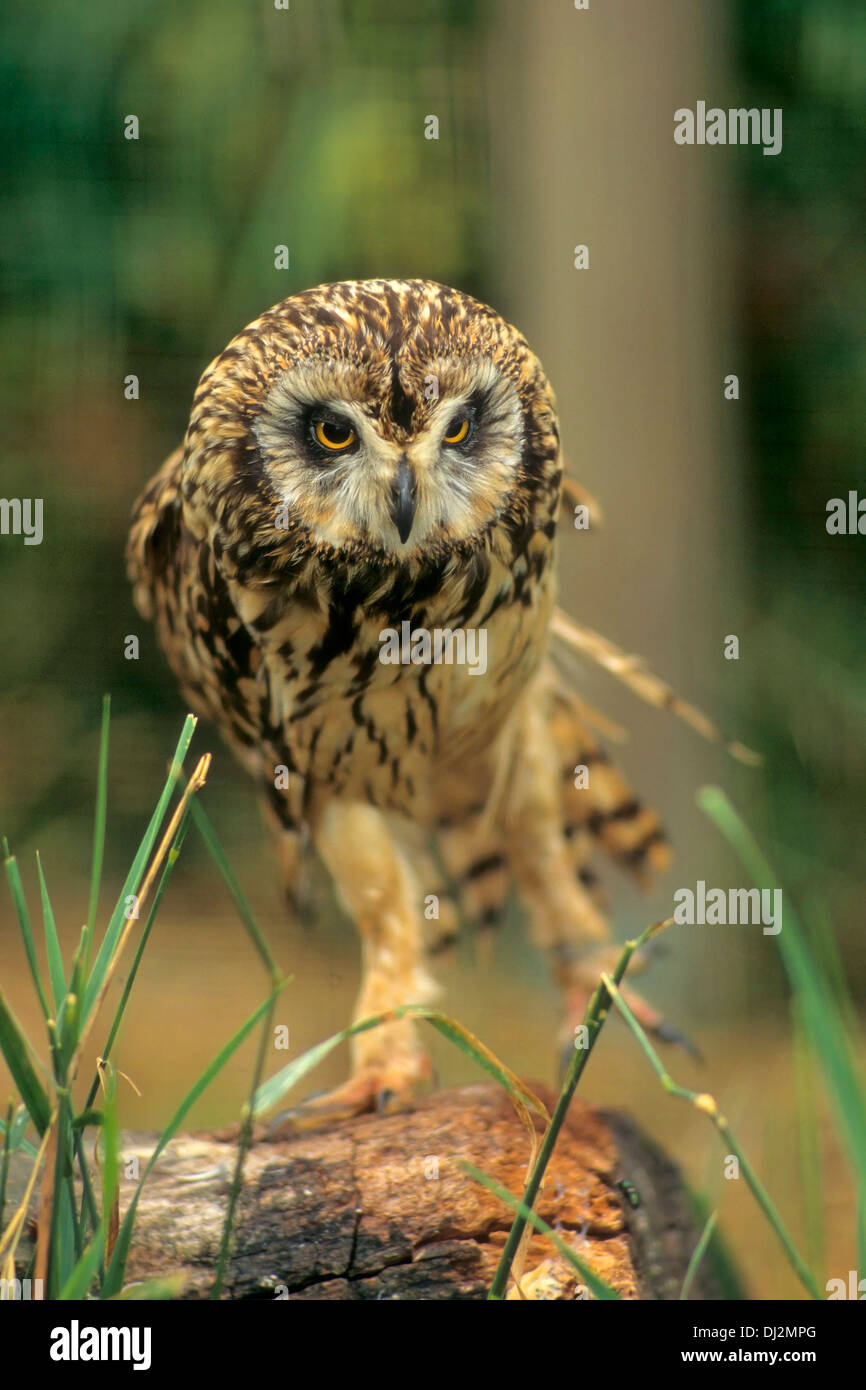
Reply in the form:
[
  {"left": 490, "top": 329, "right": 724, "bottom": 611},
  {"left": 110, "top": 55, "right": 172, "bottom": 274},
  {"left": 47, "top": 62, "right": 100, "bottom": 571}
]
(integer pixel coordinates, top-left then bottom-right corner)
[{"left": 1, "top": 0, "right": 864, "bottom": 1298}]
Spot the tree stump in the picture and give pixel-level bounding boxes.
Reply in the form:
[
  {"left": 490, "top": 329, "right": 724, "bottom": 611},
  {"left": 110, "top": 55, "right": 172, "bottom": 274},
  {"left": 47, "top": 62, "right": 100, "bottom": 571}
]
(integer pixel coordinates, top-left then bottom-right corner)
[{"left": 121, "top": 1082, "right": 721, "bottom": 1300}]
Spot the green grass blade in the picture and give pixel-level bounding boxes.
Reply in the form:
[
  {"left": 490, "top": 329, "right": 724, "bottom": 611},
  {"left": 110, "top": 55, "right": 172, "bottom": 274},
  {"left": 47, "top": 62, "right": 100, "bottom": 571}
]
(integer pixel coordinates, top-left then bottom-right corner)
[
  {"left": 101, "top": 1068, "right": 119, "bottom": 1279},
  {"left": 461, "top": 1160, "right": 620, "bottom": 1300},
  {"left": 71, "top": 1108, "right": 103, "bottom": 1130},
  {"left": 488, "top": 923, "right": 658, "bottom": 1300},
  {"left": 47, "top": 1098, "right": 75, "bottom": 1298},
  {"left": 189, "top": 799, "right": 278, "bottom": 978},
  {"left": 72, "top": 1129, "right": 101, "bottom": 1251},
  {"left": 604, "top": 971, "right": 822, "bottom": 1301},
  {"left": 62, "top": 1172, "right": 80, "bottom": 1265},
  {"left": 685, "top": 1190, "right": 747, "bottom": 1300},
  {"left": 84, "top": 713, "right": 197, "bottom": 1019},
  {"left": 253, "top": 1005, "right": 546, "bottom": 1120},
  {"left": 83, "top": 813, "right": 192, "bottom": 1114},
  {"left": 85, "top": 695, "right": 112, "bottom": 973},
  {"left": 0, "top": 1100, "right": 11, "bottom": 1234},
  {"left": 401, "top": 1006, "right": 548, "bottom": 1117},
  {"left": 699, "top": 787, "right": 866, "bottom": 1191},
  {"left": 680, "top": 1209, "right": 718, "bottom": 1300},
  {"left": 0, "top": 1103, "right": 38, "bottom": 1157},
  {"left": 252, "top": 1020, "right": 366, "bottom": 1117},
  {"left": 63, "top": 928, "right": 88, "bottom": 1045},
  {"left": 36, "top": 852, "right": 66, "bottom": 1014},
  {"left": 102, "top": 981, "right": 290, "bottom": 1298},
  {"left": 792, "top": 996, "right": 825, "bottom": 1283},
  {"left": 112, "top": 1273, "right": 187, "bottom": 1299},
  {"left": 58, "top": 1224, "right": 105, "bottom": 1300},
  {"left": 56, "top": 992, "right": 80, "bottom": 1073},
  {"left": 3, "top": 847, "right": 51, "bottom": 1022},
  {"left": 0, "top": 988, "right": 51, "bottom": 1134},
  {"left": 803, "top": 894, "right": 860, "bottom": 1041},
  {"left": 211, "top": 990, "right": 280, "bottom": 1299}
]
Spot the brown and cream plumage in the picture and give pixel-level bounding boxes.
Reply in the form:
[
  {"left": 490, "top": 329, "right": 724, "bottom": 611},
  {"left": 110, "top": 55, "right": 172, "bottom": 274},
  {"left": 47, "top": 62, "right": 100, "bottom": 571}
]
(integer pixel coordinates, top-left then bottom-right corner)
[{"left": 127, "top": 277, "right": 677, "bottom": 1118}]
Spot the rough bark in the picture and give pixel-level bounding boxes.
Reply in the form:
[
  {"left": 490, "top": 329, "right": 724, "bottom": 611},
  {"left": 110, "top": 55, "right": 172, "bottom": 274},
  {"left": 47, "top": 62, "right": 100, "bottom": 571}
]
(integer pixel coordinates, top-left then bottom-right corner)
[{"left": 118, "top": 1082, "right": 720, "bottom": 1300}]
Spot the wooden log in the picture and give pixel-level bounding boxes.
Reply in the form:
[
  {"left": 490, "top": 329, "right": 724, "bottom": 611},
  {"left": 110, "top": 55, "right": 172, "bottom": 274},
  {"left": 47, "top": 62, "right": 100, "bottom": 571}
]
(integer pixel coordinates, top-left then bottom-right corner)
[{"left": 120, "top": 1082, "right": 721, "bottom": 1300}]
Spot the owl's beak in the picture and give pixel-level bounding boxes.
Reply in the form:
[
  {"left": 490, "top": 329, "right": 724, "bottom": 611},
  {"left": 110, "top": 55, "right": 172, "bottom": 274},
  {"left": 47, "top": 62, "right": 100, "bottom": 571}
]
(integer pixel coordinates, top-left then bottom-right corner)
[{"left": 389, "top": 456, "right": 417, "bottom": 544}]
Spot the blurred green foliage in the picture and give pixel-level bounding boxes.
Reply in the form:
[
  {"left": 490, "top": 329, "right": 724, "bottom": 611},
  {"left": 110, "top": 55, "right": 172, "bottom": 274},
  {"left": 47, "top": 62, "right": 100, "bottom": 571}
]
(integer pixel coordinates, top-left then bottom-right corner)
[
  {"left": 732, "top": 0, "right": 866, "bottom": 978},
  {"left": 0, "top": 0, "right": 491, "bottom": 855}
]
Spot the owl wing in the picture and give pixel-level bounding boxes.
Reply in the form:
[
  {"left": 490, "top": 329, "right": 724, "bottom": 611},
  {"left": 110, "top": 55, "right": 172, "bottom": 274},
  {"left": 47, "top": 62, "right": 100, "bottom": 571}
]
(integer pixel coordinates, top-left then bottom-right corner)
[{"left": 126, "top": 448, "right": 307, "bottom": 858}]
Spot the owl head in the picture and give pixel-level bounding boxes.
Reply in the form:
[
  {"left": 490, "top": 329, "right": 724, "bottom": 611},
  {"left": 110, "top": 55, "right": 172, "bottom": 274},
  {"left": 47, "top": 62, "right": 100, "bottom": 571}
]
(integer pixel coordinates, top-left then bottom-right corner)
[{"left": 181, "top": 279, "right": 562, "bottom": 576}]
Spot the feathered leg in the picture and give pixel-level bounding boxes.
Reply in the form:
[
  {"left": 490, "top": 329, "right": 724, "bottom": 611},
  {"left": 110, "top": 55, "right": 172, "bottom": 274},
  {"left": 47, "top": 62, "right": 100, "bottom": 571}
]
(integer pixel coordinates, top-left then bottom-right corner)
[
  {"left": 505, "top": 666, "right": 687, "bottom": 1057},
  {"left": 279, "top": 799, "right": 438, "bottom": 1125},
  {"left": 260, "top": 794, "right": 310, "bottom": 918},
  {"left": 504, "top": 688, "right": 611, "bottom": 960}
]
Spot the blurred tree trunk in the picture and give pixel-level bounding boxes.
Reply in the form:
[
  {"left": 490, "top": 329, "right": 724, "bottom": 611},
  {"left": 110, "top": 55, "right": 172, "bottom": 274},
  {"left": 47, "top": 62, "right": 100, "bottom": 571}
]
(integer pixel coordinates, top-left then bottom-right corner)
[{"left": 485, "top": 1, "right": 749, "bottom": 1012}]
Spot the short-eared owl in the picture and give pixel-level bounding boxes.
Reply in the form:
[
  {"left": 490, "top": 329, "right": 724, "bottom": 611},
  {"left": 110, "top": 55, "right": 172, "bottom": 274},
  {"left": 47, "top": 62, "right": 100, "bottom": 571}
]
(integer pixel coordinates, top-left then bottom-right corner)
[{"left": 127, "top": 278, "right": 675, "bottom": 1119}]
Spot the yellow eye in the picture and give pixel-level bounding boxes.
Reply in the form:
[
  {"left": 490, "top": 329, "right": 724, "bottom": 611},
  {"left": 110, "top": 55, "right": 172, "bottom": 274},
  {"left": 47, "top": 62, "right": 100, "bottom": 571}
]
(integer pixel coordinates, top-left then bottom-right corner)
[
  {"left": 314, "top": 418, "right": 355, "bottom": 450},
  {"left": 443, "top": 417, "right": 470, "bottom": 445}
]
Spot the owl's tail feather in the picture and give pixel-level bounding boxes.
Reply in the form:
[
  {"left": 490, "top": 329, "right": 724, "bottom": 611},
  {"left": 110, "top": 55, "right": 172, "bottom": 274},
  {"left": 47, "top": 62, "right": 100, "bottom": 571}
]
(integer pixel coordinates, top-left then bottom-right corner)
[
  {"left": 547, "top": 680, "right": 672, "bottom": 891},
  {"left": 429, "top": 661, "right": 672, "bottom": 948},
  {"left": 551, "top": 609, "right": 761, "bottom": 766},
  {"left": 501, "top": 667, "right": 698, "bottom": 1056},
  {"left": 433, "top": 817, "right": 513, "bottom": 951}
]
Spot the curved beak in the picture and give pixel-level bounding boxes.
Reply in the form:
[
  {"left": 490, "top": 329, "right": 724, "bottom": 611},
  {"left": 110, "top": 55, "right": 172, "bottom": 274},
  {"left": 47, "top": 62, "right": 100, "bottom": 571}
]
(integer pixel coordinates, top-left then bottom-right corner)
[{"left": 389, "top": 455, "right": 417, "bottom": 544}]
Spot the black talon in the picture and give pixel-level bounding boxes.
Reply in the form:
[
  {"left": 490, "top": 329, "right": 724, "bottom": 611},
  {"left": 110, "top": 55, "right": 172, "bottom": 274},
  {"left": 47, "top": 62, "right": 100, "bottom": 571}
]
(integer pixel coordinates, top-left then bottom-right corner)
[
  {"left": 268, "top": 1088, "right": 332, "bottom": 1134},
  {"left": 652, "top": 1020, "right": 703, "bottom": 1064},
  {"left": 268, "top": 1110, "right": 299, "bottom": 1138},
  {"left": 631, "top": 940, "right": 667, "bottom": 970},
  {"left": 375, "top": 1088, "right": 396, "bottom": 1115}
]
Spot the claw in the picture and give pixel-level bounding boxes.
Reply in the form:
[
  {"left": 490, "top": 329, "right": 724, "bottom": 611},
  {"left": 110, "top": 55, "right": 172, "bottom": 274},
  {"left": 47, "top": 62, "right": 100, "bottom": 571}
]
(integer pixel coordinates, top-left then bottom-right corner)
[
  {"left": 650, "top": 1019, "right": 703, "bottom": 1064},
  {"left": 640, "top": 936, "right": 669, "bottom": 963},
  {"left": 266, "top": 1055, "right": 432, "bottom": 1135},
  {"left": 556, "top": 970, "right": 703, "bottom": 1083},
  {"left": 268, "top": 1110, "right": 297, "bottom": 1139},
  {"left": 619, "top": 985, "right": 703, "bottom": 1063},
  {"left": 268, "top": 1088, "right": 330, "bottom": 1136},
  {"left": 375, "top": 1088, "right": 397, "bottom": 1115}
]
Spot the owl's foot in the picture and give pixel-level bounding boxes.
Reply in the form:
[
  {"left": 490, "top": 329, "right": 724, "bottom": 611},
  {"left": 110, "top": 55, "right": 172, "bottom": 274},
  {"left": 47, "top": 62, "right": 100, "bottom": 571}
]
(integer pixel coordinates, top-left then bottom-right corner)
[
  {"left": 558, "top": 968, "right": 702, "bottom": 1079},
  {"left": 268, "top": 1051, "right": 434, "bottom": 1134}
]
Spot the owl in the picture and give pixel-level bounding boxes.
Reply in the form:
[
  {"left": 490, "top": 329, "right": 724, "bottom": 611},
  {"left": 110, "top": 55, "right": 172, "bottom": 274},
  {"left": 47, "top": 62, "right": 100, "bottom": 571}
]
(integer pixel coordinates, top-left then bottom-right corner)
[{"left": 127, "top": 278, "right": 690, "bottom": 1121}]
